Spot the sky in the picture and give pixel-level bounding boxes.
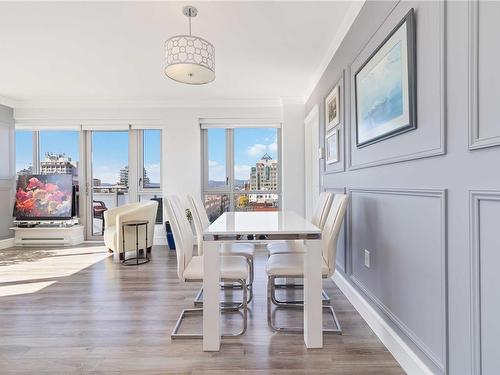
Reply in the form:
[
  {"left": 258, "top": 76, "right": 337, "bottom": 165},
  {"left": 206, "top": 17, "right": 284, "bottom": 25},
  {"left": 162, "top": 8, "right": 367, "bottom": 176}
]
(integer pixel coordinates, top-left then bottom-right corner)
[
  {"left": 15, "top": 130, "right": 161, "bottom": 185},
  {"left": 208, "top": 127, "right": 278, "bottom": 182}
]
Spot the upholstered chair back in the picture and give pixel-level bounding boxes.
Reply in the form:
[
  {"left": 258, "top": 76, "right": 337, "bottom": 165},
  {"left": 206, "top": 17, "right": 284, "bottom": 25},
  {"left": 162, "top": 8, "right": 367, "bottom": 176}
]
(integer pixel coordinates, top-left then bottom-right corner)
[{"left": 321, "top": 194, "right": 348, "bottom": 276}]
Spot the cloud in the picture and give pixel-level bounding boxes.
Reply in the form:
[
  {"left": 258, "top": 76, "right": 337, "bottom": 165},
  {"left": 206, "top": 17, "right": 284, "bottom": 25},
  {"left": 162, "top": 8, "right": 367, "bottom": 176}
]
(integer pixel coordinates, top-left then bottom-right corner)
[
  {"left": 208, "top": 160, "right": 226, "bottom": 181},
  {"left": 246, "top": 143, "right": 268, "bottom": 157},
  {"left": 234, "top": 164, "right": 251, "bottom": 180},
  {"left": 246, "top": 141, "right": 278, "bottom": 158}
]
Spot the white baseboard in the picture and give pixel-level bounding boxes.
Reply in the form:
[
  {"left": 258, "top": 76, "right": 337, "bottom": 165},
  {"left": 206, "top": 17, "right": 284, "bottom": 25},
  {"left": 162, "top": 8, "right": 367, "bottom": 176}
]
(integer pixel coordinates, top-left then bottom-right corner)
[
  {"left": 0, "top": 237, "right": 15, "bottom": 249},
  {"left": 332, "top": 272, "right": 433, "bottom": 375}
]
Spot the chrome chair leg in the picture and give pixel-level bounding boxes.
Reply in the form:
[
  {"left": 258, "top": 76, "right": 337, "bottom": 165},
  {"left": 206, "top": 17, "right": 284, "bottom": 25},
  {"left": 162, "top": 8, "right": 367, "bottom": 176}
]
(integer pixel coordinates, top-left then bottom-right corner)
[
  {"left": 173, "top": 279, "right": 248, "bottom": 339},
  {"left": 272, "top": 278, "right": 330, "bottom": 305},
  {"left": 266, "top": 276, "right": 342, "bottom": 334},
  {"left": 193, "top": 287, "right": 204, "bottom": 307},
  {"left": 271, "top": 283, "right": 331, "bottom": 307}
]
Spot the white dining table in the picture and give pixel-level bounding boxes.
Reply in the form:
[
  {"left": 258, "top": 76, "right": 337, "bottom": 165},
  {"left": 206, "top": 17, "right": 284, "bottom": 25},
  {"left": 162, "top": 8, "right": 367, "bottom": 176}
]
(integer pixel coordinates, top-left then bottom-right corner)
[{"left": 202, "top": 210, "right": 323, "bottom": 351}]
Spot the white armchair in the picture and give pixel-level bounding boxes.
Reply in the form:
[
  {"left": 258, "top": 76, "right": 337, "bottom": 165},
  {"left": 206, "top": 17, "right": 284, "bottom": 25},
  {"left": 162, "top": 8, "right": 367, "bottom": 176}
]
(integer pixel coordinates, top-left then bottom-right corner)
[{"left": 103, "top": 201, "right": 158, "bottom": 260}]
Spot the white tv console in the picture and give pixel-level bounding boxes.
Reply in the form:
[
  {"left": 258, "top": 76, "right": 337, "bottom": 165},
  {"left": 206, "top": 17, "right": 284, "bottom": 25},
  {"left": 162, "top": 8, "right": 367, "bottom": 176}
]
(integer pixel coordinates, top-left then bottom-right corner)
[{"left": 10, "top": 224, "right": 84, "bottom": 247}]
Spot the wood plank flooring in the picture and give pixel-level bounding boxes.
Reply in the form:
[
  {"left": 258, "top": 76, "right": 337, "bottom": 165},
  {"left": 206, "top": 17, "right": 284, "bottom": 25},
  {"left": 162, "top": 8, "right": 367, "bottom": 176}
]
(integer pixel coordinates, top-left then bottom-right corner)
[{"left": 0, "top": 244, "right": 404, "bottom": 374}]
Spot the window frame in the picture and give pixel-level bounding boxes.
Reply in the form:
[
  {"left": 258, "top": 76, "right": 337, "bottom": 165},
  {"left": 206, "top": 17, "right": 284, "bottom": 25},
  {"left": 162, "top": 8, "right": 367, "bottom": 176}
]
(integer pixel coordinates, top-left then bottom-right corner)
[
  {"left": 138, "top": 129, "right": 162, "bottom": 193},
  {"left": 201, "top": 126, "right": 282, "bottom": 213}
]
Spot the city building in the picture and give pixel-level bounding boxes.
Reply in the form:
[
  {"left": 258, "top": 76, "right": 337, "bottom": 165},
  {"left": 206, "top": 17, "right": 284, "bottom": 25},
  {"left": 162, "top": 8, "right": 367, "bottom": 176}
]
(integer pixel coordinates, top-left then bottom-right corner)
[
  {"left": 119, "top": 166, "right": 150, "bottom": 187},
  {"left": 40, "top": 153, "right": 77, "bottom": 176},
  {"left": 249, "top": 153, "right": 278, "bottom": 191},
  {"left": 119, "top": 166, "right": 128, "bottom": 187},
  {"left": 248, "top": 153, "right": 278, "bottom": 208}
]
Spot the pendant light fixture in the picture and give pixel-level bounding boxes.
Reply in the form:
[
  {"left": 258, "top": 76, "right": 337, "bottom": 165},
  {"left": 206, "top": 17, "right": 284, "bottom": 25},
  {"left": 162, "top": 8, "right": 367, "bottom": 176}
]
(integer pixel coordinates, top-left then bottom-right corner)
[{"left": 164, "top": 5, "right": 215, "bottom": 84}]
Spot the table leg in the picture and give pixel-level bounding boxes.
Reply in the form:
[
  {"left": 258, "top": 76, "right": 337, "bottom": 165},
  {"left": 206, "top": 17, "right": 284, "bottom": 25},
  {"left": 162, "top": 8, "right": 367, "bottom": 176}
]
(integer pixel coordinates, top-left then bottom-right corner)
[
  {"left": 203, "top": 241, "right": 221, "bottom": 351},
  {"left": 303, "top": 239, "right": 323, "bottom": 348}
]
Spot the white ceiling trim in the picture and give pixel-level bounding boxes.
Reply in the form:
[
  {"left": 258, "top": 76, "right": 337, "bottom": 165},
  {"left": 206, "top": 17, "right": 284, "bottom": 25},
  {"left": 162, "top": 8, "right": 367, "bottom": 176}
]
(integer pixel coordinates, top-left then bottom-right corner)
[
  {"left": 280, "top": 97, "right": 306, "bottom": 106},
  {"left": 302, "top": 0, "right": 365, "bottom": 103},
  {"left": 0, "top": 95, "right": 17, "bottom": 108},
  {"left": 12, "top": 98, "right": 282, "bottom": 110},
  {"left": 200, "top": 117, "right": 282, "bottom": 129}
]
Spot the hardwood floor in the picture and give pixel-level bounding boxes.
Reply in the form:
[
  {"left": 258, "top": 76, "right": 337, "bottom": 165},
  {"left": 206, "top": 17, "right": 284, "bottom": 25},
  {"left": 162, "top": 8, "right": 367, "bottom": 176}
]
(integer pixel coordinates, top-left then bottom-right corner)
[{"left": 0, "top": 244, "right": 403, "bottom": 374}]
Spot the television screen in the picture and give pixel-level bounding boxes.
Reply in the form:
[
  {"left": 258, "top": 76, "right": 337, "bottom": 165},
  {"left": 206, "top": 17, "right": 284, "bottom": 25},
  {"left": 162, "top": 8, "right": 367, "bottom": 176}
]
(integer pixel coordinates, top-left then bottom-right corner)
[{"left": 14, "top": 174, "right": 73, "bottom": 220}]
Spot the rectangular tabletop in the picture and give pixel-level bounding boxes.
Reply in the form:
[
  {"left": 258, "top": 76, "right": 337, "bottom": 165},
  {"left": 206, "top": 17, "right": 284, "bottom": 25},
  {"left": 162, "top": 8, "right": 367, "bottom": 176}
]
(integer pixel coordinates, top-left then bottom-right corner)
[{"left": 203, "top": 211, "right": 321, "bottom": 240}]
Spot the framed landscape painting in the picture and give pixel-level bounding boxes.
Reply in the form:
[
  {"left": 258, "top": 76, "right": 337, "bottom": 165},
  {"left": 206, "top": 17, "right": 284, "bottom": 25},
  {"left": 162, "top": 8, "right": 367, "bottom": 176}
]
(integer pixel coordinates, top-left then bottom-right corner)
[
  {"left": 325, "top": 84, "right": 340, "bottom": 131},
  {"left": 325, "top": 129, "right": 339, "bottom": 164},
  {"left": 354, "top": 8, "right": 416, "bottom": 148}
]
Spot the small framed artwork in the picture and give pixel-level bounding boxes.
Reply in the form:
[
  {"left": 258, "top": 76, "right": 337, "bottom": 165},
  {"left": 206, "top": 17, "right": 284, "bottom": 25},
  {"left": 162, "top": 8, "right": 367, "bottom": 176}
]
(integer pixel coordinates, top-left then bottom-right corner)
[
  {"left": 354, "top": 8, "right": 416, "bottom": 148},
  {"left": 325, "top": 84, "right": 340, "bottom": 131},
  {"left": 325, "top": 129, "right": 339, "bottom": 164}
]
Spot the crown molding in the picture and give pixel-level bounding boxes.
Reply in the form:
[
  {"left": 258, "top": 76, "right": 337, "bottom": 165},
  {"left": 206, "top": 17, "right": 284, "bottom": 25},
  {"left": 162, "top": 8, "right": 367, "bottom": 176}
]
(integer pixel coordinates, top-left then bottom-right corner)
[
  {"left": 12, "top": 98, "right": 283, "bottom": 109},
  {"left": 0, "top": 95, "right": 17, "bottom": 108},
  {"left": 280, "top": 96, "right": 306, "bottom": 106},
  {"left": 302, "top": 0, "right": 365, "bottom": 103}
]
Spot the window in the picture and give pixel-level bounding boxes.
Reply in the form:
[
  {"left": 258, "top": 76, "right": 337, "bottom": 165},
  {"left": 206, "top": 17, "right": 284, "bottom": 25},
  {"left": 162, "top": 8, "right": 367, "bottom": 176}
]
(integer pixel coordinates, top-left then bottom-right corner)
[
  {"left": 206, "top": 128, "right": 227, "bottom": 189},
  {"left": 15, "top": 131, "right": 34, "bottom": 175},
  {"left": 140, "top": 129, "right": 161, "bottom": 189},
  {"left": 90, "top": 131, "right": 129, "bottom": 236},
  {"left": 202, "top": 126, "right": 280, "bottom": 220},
  {"left": 15, "top": 130, "right": 80, "bottom": 179},
  {"left": 86, "top": 129, "right": 163, "bottom": 239}
]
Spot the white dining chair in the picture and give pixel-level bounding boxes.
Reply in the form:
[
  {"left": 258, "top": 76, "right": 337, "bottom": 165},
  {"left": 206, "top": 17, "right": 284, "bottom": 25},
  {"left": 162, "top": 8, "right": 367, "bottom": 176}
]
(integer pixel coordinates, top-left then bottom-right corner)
[
  {"left": 267, "top": 191, "right": 333, "bottom": 255},
  {"left": 187, "top": 194, "right": 255, "bottom": 305},
  {"left": 266, "top": 191, "right": 333, "bottom": 304},
  {"left": 265, "top": 193, "right": 348, "bottom": 334},
  {"left": 165, "top": 195, "right": 249, "bottom": 339}
]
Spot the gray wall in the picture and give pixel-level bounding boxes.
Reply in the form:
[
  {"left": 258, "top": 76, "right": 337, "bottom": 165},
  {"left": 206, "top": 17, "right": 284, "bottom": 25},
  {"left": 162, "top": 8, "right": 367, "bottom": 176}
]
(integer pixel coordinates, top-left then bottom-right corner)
[
  {"left": 0, "top": 104, "right": 14, "bottom": 239},
  {"left": 305, "top": 1, "right": 500, "bottom": 374}
]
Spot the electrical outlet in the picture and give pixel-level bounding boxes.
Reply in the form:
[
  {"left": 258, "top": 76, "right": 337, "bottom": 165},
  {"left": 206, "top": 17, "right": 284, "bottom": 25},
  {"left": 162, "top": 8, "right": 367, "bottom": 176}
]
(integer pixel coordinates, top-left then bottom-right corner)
[{"left": 364, "top": 249, "right": 370, "bottom": 268}]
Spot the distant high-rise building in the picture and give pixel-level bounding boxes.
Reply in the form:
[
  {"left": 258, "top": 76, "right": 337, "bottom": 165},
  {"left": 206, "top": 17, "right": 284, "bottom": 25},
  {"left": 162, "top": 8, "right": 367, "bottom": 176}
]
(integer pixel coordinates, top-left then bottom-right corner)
[
  {"left": 248, "top": 153, "right": 278, "bottom": 208},
  {"left": 118, "top": 166, "right": 150, "bottom": 187},
  {"left": 249, "top": 153, "right": 278, "bottom": 191},
  {"left": 142, "top": 168, "right": 150, "bottom": 186},
  {"left": 40, "top": 153, "right": 77, "bottom": 177},
  {"left": 93, "top": 178, "right": 101, "bottom": 186},
  {"left": 119, "top": 166, "right": 129, "bottom": 187}
]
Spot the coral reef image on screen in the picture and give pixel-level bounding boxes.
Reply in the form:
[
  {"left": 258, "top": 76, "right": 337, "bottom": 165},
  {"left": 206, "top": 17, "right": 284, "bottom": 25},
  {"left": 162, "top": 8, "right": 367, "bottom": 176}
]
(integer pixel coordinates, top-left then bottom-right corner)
[{"left": 14, "top": 174, "right": 73, "bottom": 219}]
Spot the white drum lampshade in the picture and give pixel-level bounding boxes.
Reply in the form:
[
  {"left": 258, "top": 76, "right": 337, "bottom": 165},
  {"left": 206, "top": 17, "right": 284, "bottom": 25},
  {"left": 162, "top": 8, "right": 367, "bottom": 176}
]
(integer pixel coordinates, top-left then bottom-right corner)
[{"left": 164, "top": 6, "right": 215, "bottom": 85}]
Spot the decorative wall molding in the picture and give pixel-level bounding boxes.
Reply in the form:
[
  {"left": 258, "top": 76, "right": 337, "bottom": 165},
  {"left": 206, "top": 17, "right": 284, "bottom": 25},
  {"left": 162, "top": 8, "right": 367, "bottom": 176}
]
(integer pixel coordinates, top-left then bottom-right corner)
[
  {"left": 332, "top": 271, "right": 434, "bottom": 375},
  {"left": 323, "top": 71, "right": 346, "bottom": 175},
  {"left": 469, "top": 190, "right": 500, "bottom": 374},
  {"left": 468, "top": 1, "right": 500, "bottom": 150},
  {"left": 347, "top": 1, "right": 446, "bottom": 171},
  {"left": 347, "top": 187, "right": 448, "bottom": 374}
]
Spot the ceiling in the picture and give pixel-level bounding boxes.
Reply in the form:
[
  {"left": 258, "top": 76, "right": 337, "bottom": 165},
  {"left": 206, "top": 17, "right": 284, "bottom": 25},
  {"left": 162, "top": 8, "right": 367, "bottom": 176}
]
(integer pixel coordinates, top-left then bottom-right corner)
[{"left": 0, "top": 1, "right": 358, "bottom": 106}]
